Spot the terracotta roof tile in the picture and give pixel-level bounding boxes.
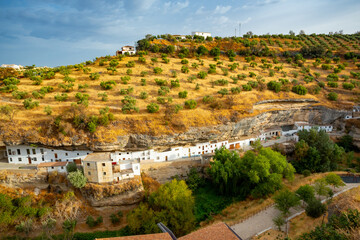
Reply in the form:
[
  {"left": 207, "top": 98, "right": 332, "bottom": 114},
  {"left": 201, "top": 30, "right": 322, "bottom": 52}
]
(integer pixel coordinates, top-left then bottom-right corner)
[
  {"left": 178, "top": 222, "right": 241, "bottom": 240},
  {"left": 95, "top": 233, "right": 172, "bottom": 240}
]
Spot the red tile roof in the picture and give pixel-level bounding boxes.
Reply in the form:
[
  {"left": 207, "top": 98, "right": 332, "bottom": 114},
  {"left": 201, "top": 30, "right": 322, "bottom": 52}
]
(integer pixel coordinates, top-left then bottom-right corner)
[
  {"left": 38, "top": 162, "right": 67, "bottom": 168},
  {"left": 178, "top": 222, "right": 241, "bottom": 240},
  {"left": 95, "top": 233, "right": 172, "bottom": 240}
]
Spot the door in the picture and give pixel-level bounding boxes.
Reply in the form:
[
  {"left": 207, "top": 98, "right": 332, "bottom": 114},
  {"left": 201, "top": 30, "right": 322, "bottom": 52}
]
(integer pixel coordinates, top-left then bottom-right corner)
[
  {"left": 28, "top": 157, "right": 31, "bottom": 164},
  {"left": 165, "top": 156, "right": 168, "bottom": 161},
  {"left": 54, "top": 153, "right": 58, "bottom": 159}
]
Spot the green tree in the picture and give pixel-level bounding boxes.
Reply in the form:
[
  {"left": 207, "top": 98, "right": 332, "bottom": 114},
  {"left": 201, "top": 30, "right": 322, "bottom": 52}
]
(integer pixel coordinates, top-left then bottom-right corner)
[
  {"left": 210, "top": 47, "right": 220, "bottom": 57},
  {"left": 196, "top": 45, "right": 208, "bottom": 56},
  {"left": 273, "top": 189, "right": 300, "bottom": 235},
  {"left": 147, "top": 103, "right": 160, "bottom": 113},
  {"left": 67, "top": 170, "right": 87, "bottom": 188},
  {"left": 295, "top": 184, "right": 315, "bottom": 205},
  {"left": 66, "top": 162, "right": 78, "bottom": 173},
  {"left": 324, "top": 173, "right": 345, "bottom": 190},
  {"left": 127, "top": 179, "right": 195, "bottom": 236}
]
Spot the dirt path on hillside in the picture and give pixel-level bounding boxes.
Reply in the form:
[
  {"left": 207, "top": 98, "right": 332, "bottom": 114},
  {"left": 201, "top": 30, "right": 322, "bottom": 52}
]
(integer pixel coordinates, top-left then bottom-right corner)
[{"left": 231, "top": 183, "right": 360, "bottom": 240}]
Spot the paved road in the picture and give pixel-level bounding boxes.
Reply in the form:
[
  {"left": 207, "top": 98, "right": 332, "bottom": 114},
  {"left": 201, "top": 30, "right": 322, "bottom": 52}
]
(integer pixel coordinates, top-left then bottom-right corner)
[{"left": 231, "top": 183, "right": 359, "bottom": 240}]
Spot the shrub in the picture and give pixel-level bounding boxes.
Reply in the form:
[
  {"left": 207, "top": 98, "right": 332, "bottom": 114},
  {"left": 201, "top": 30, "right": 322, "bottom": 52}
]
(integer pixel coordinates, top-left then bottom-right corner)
[
  {"left": 327, "top": 73, "right": 339, "bottom": 82},
  {"left": 327, "top": 82, "right": 338, "bottom": 88},
  {"left": 125, "top": 61, "right": 135, "bottom": 68},
  {"left": 153, "top": 67, "right": 163, "bottom": 74},
  {"left": 218, "top": 88, "right": 229, "bottom": 97},
  {"left": 181, "top": 66, "right": 189, "bottom": 74},
  {"left": 147, "top": 103, "right": 159, "bottom": 113},
  {"left": 140, "top": 71, "right": 148, "bottom": 77},
  {"left": 327, "top": 92, "right": 338, "bottom": 101},
  {"left": 231, "top": 87, "right": 241, "bottom": 94},
  {"left": 100, "top": 80, "right": 116, "bottom": 90},
  {"left": 44, "top": 105, "right": 52, "bottom": 115},
  {"left": 267, "top": 81, "right": 282, "bottom": 93},
  {"left": 343, "top": 82, "right": 355, "bottom": 90},
  {"left": 110, "top": 214, "right": 120, "bottom": 225},
  {"left": 178, "top": 91, "right": 188, "bottom": 98},
  {"left": 171, "top": 79, "right": 180, "bottom": 88},
  {"left": 98, "top": 92, "right": 108, "bottom": 101},
  {"left": 321, "top": 64, "right": 332, "bottom": 70},
  {"left": 86, "top": 216, "right": 96, "bottom": 228},
  {"left": 302, "top": 170, "right": 311, "bottom": 177},
  {"left": 155, "top": 78, "right": 167, "bottom": 86},
  {"left": 305, "top": 198, "right": 326, "bottom": 218},
  {"left": 126, "top": 69, "right": 132, "bottom": 75},
  {"left": 197, "top": 71, "right": 207, "bottom": 79},
  {"left": 202, "top": 95, "right": 214, "bottom": 104},
  {"left": 67, "top": 170, "right": 87, "bottom": 188},
  {"left": 78, "top": 84, "right": 89, "bottom": 91},
  {"left": 184, "top": 99, "right": 197, "bottom": 109},
  {"left": 249, "top": 72, "right": 256, "bottom": 78},
  {"left": 121, "top": 76, "right": 131, "bottom": 84},
  {"left": 141, "top": 78, "right": 147, "bottom": 86},
  {"left": 140, "top": 92, "right": 148, "bottom": 99},
  {"left": 242, "top": 84, "right": 252, "bottom": 91},
  {"left": 54, "top": 93, "right": 68, "bottom": 101},
  {"left": 292, "top": 85, "right": 307, "bottom": 95},
  {"left": 318, "top": 81, "right": 325, "bottom": 88},
  {"left": 181, "top": 59, "right": 189, "bottom": 65},
  {"left": 66, "top": 162, "right": 78, "bottom": 173},
  {"left": 23, "top": 98, "right": 39, "bottom": 109},
  {"left": 12, "top": 91, "right": 28, "bottom": 99}
]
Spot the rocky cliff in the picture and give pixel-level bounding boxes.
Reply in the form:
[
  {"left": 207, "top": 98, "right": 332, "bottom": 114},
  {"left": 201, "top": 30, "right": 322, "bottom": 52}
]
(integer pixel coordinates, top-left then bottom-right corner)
[{"left": 1, "top": 101, "right": 350, "bottom": 151}]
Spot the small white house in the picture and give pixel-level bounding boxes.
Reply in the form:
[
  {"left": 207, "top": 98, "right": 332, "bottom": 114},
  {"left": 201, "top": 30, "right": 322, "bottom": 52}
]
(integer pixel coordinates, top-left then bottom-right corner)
[
  {"left": 1, "top": 64, "right": 23, "bottom": 70},
  {"left": 192, "top": 31, "right": 212, "bottom": 38},
  {"left": 116, "top": 46, "right": 136, "bottom": 56},
  {"left": 37, "top": 162, "right": 68, "bottom": 173}
]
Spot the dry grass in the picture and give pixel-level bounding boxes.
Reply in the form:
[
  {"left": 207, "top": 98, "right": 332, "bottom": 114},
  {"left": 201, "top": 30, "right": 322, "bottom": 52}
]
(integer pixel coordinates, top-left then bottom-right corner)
[{"left": 0, "top": 40, "right": 359, "bottom": 142}]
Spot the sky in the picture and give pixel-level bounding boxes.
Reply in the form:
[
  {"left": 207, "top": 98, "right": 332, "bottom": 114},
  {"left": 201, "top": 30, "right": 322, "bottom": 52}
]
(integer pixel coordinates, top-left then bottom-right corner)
[{"left": 0, "top": 0, "right": 359, "bottom": 67}]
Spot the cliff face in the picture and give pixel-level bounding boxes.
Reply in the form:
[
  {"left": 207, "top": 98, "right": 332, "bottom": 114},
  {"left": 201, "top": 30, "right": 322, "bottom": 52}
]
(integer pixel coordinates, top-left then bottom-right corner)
[{"left": 1, "top": 103, "right": 349, "bottom": 151}]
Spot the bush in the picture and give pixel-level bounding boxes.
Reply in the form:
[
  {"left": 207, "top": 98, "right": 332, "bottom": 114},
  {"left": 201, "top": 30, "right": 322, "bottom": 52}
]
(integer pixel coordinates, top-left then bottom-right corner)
[
  {"left": 110, "top": 214, "right": 120, "bottom": 225},
  {"left": 98, "top": 92, "right": 108, "bottom": 101},
  {"left": 171, "top": 79, "right": 180, "bottom": 88},
  {"left": 218, "top": 88, "right": 229, "bottom": 97},
  {"left": 184, "top": 99, "right": 197, "bottom": 109},
  {"left": 302, "top": 170, "right": 311, "bottom": 177},
  {"left": 327, "top": 73, "right": 339, "bottom": 82},
  {"left": 318, "top": 81, "right": 325, "bottom": 88},
  {"left": 86, "top": 216, "right": 96, "bottom": 228},
  {"left": 121, "top": 76, "right": 131, "bottom": 84},
  {"left": 267, "top": 81, "right": 282, "bottom": 93},
  {"left": 23, "top": 98, "right": 39, "bottom": 110},
  {"left": 327, "top": 92, "right": 338, "bottom": 101},
  {"left": 292, "top": 85, "right": 307, "bottom": 95},
  {"left": 12, "top": 91, "right": 28, "bottom": 99},
  {"left": 242, "top": 84, "right": 252, "bottom": 91},
  {"left": 202, "top": 95, "right": 214, "bottom": 104},
  {"left": 125, "top": 61, "right": 135, "bottom": 68},
  {"left": 147, "top": 103, "right": 159, "bottom": 113},
  {"left": 197, "top": 71, "right": 207, "bottom": 79},
  {"left": 140, "top": 92, "right": 148, "bottom": 99},
  {"left": 343, "top": 82, "right": 355, "bottom": 90},
  {"left": 44, "top": 105, "right": 52, "bottom": 115},
  {"left": 327, "top": 81, "right": 338, "bottom": 88},
  {"left": 181, "top": 59, "right": 189, "bottom": 65},
  {"left": 89, "top": 72, "right": 100, "bottom": 80},
  {"left": 155, "top": 78, "right": 167, "bottom": 86},
  {"left": 231, "top": 87, "right": 241, "bottom": 94},
  {"left": 181, "top": 66, "right": 189, "bottom": 73},
  {"left": 178, "top": 91, "right": 188, "bottom": 98},
  {"left": 153, "top": 67, "right": 163, "bottom": 74},
  {"left": 66, "top": 162, "right": 78, "bottom": 173},
  {"left": 67, "top": 170, "right": 87, "bottom": 188},
  {"left": 141, "top": 78, "right": 147, "bottom": 86},
  {"left": 305, "top": 198, "right": 326, "bottom": 218},
  {"left": 100, "top": 80, "right": 116, "bottom": 90}
]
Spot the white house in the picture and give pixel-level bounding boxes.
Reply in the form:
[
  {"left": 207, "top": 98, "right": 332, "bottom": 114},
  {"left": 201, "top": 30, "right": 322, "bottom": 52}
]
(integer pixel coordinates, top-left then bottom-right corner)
[
  {"left": 37, "top": 162, "right": 68, "bottom": 173},
  {"left": 116, "top": 46, "right": 136, "bottom": 56},
  {"left": 294, "top": 122, "right": 333, "bottom": 132},
  {"left": 6, "top": 145, "right": 92, "bottom": 164},
  {"left": 192, "top": 31, "right": 212, "bottom": 38}
]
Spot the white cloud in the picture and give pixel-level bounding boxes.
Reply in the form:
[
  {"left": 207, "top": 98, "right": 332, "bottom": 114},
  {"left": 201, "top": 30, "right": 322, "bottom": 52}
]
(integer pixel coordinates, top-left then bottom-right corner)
[
  {"left": 164, "top": 1, "right": 189, "bottom": 13},
  {"left": 214, "top": 5, "right": 231, "bottom": 14},
  {"left": 195, "top": 6, "right": 205, "bottom": 15}
]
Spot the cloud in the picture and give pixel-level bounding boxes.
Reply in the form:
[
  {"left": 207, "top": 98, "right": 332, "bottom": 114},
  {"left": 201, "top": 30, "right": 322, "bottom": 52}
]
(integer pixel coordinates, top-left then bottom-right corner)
[
  {"left": 164, "top": 0, "right": 189, "bottom": 13},
  {"left": 241, "top": 17, "right": 252, "bottom": 24},
  {"left": 214, "top": 5, "right": 231, "bottom": 14},
  {"left": 195, "top": 6, "right": 205, "bottom": 15}
]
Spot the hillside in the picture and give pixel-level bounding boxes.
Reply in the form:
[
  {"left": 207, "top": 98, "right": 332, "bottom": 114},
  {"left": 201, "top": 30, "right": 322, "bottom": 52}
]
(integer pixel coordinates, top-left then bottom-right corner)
[{"left": 0, "top": 33, "right": 359, "bottom": 148}]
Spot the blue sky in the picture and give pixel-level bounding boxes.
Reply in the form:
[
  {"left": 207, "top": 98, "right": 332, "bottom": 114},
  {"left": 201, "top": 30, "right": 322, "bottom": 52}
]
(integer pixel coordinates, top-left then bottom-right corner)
[{"left": 0, "top": 0, "right": 359, "bottom": 67}]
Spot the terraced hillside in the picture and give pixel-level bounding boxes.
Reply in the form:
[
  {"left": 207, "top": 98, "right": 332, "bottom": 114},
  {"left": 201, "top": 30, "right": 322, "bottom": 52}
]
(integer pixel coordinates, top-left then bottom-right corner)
[{"left": 0, "top": 33, "right": 359, "bottom": 146}]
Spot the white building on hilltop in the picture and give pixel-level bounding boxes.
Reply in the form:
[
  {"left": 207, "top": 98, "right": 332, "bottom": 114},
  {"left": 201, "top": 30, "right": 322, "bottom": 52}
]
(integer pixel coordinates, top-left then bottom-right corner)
[
  {"left": 1, "top": 64, "right": 24, "bottom": 70},
  {"left": 192, "top": 31, "right": 212, "bottom": 38}
]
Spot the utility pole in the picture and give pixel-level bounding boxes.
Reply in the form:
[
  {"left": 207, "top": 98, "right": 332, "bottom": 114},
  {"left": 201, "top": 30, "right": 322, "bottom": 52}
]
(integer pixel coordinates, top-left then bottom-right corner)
[
  {"left": 235, "top": 28, "right": 236, "bottom": 37},
  {"left": 239, "top": 23, "right": 242, "bottom": 37}
]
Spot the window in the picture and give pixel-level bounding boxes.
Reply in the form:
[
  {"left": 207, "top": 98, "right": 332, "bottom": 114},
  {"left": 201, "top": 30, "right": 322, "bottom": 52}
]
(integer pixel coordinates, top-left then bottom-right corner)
[
  {"left": 33, "top": 157, "right": 37, "bottom": 161},
  {"left": 26, "top": 149, "right": 30, "bottom": 154},
  {"left": 18, "top": 157, "right": 22, "bottom": 162},
  {"left": 102, "top": 163, "right": 105, "bottom": 167},
  {"left": 61, "top": 167, "right": 64, "bottom": 169},
  {"left": 32, "top": 149, "right": 36, "bottom": 154},
  {"left": 42, "top": 157, "right": 45, "bottom": 161},
  {"left": 51, "top": 167, "right": 54, "bottom": 169},
  {"left": 87, "top": 163, "right": 90, "bottom": 166},
  {"left": 65, "top": 153, "right": 68, "bottom": 156},
  {"left": 88, "top": 172, "right": 91, "bottom": 175},
  {"left": 103, "top": 172, "right": 106, "bottom": 175},
  {"left": 8, "top": 149, "right": 11, "bottom": 155},
  {"left": 77, "top": 153, "right": 79, "bottom": 156},
  {"left": 40, "top": 149, "right": 44, "bottom": 154},
  {"left": 9, "top": 158, "right": 12, "bottom": 162},
  {"left": 51, "top": 159, "right": 53, "bottom": 162},
  {"left": 17, "top": 149, "right": 21, "bottom": 155},
  {"left": 54, "top": 153, "right": 58, "bottom": 158}
]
